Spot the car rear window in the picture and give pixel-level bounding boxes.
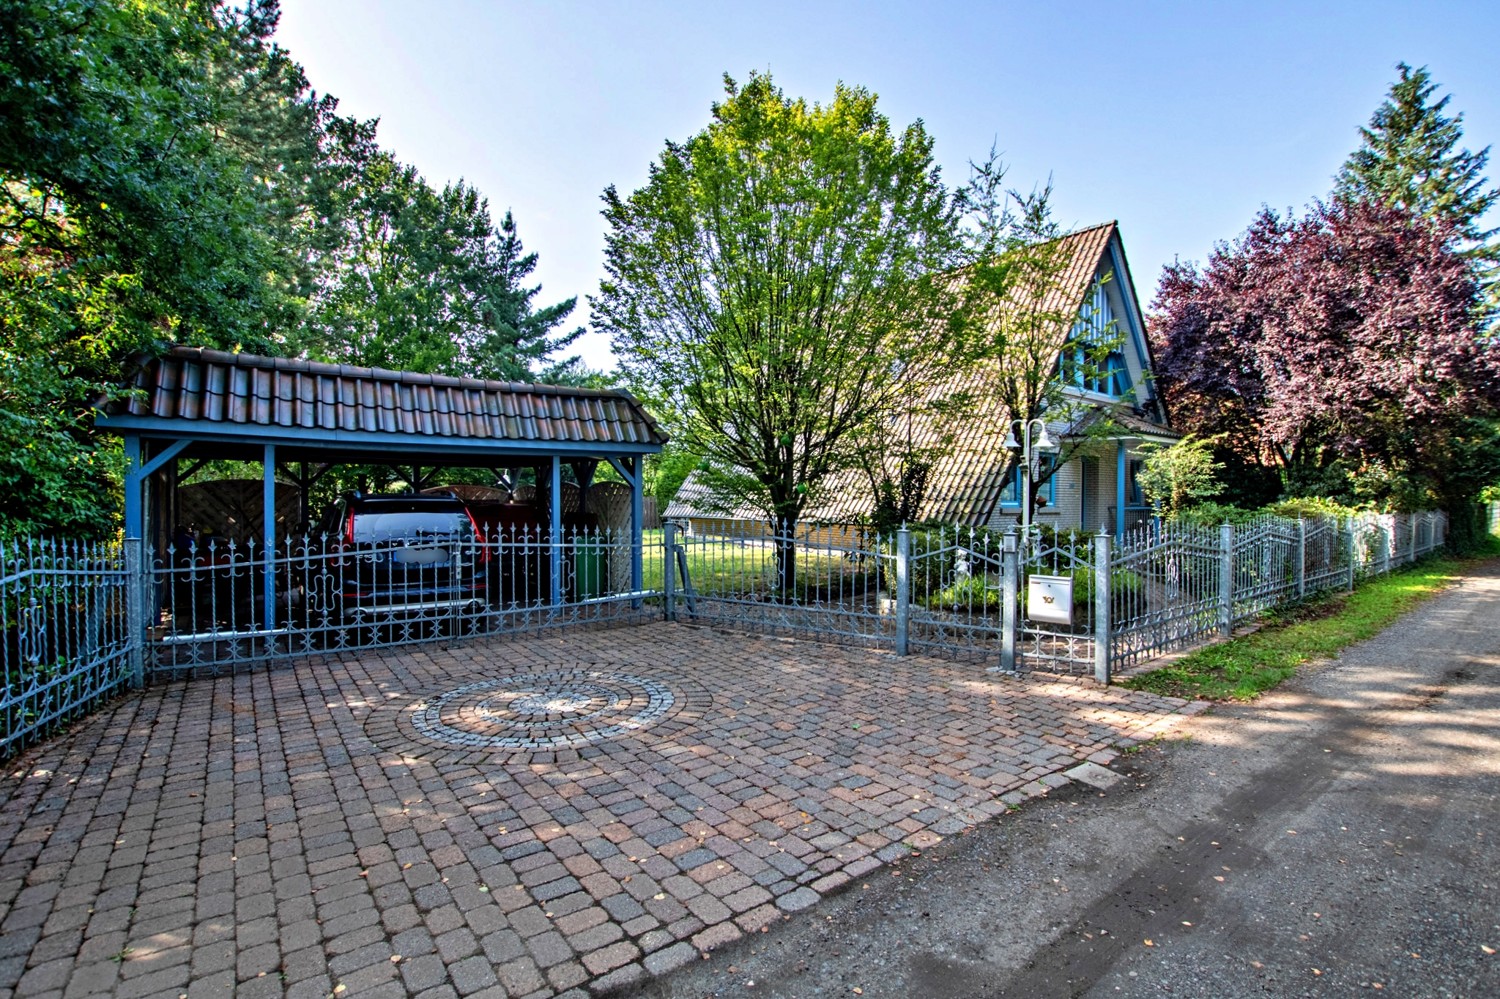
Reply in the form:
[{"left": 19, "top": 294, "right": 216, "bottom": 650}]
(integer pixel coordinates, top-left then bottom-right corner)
[{"left": 350, "top": 511, "right": 471, "bottom": 544}]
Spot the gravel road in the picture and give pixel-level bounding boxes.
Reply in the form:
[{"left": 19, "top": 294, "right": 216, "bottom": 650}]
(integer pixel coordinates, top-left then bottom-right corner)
[{"left": 619, "top": 559, "right": 1500, "bottom": 998}]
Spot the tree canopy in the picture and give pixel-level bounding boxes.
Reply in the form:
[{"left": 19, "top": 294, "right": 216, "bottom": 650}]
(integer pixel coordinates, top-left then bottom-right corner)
[
  {"left": 593, "top": 73, "right": 964, "bottom": 539},
  {"left": 1335, "top": 62, "right": 1499, "bottom": 316},
  {"left": 1150, "top": 199, "right": 1499, "bottom": 517},
  {"left": 0, "top": 0, "right": 580, "bottom": 537}
]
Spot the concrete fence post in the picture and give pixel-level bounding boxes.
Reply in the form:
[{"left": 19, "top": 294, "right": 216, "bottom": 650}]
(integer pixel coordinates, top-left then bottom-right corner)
[
  {"left": 1219, "top": 522, "right": 1234, "bottom": 636},
  {"left": 1408, "top": 512, "right": 1418, "bottom": 564},
  {"left": 1295, "top": 518, "right": 1306, "bottom": 599},
  {"left": 895, "top": 527, "right": 910, "bottom": 657},
  {"left": 663, "top": 521, "right": 677, "bottom": 622},
  {"left": 123, "top": 537, "right": 146, "bottom": 690},
  {"left": 1093, "top": 531, "right": 1111, "bottom": 685},
  {"left": 1000, "top": 530, "right": 1018, "bottom": 673}
]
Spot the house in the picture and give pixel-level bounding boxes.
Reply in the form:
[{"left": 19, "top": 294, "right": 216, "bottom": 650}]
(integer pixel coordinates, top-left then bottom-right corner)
[{"left": 665, "top": 221, "right": 1178, "bottom": 538}]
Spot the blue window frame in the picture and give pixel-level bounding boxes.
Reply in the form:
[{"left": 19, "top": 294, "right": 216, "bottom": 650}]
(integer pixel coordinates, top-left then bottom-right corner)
[
  {"left": 1127, "top": 458, "right": 1146, "bottom": 507},
  {"left": 999, "top": 455, "right": 1057, "bottom": 508}
]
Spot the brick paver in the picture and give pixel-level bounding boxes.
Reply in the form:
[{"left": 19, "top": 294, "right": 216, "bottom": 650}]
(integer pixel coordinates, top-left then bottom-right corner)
[{"left": 0, "top": 625, "right": 1201, "bottom": 997}]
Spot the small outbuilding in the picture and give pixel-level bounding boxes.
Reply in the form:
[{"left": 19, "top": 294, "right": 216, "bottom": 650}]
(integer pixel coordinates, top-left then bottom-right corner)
[{"left": 96, "top": 346, "right": 666, "bottom": 627}]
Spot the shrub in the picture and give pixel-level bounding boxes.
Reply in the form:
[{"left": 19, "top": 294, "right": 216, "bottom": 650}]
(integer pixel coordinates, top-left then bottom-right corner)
[
  {"left": 1174, "top": 501, "right": 1258, "bottom": 527},
  {"left": 1264, "top": 496, "right": 1361, "bottom": 520}
]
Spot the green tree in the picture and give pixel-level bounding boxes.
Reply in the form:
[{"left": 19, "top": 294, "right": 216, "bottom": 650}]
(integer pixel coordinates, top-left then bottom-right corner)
[
  {"left": 1335, "top": 62, "right": 1499, "bottom": 313},
  {"left": 299, "top": 150, "right": 581, "bottom": 380},
  {"left": 943, "top": 159, "right": 1134, "bottom": 526},
  {"left": 593, "top": 73, "right": 963, "bottom": 591},
  {"left": 1135, "top": 435, "right": 1224, "bottom": 517},
  {"left": 0, "top": 0, "right": 341, "bottom": 536}
]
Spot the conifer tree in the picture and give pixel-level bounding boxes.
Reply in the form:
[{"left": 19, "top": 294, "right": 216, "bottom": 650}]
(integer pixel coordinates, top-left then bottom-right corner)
[{"left": 1335, "top": 63, "right": 1498, "bottom": 311}]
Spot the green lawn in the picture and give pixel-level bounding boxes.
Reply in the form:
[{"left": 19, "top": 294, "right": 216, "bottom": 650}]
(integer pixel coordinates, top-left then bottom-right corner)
[
  {"left": 643, "top": 529, "right": 879, "bottom": 599},
  {"left": 1123, "top": 538, "right": 1499, "bottom": 701}
]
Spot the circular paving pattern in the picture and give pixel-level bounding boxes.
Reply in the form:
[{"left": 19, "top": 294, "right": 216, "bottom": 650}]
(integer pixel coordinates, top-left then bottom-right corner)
[{"left": 410, "top": 669, "right": 677, "bottom": 751}]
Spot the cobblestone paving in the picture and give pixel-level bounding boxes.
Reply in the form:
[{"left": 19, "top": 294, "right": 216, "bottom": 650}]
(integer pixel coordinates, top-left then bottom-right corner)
[{"left": 0, "top": 625, "right": 1205, "bottom": 998}]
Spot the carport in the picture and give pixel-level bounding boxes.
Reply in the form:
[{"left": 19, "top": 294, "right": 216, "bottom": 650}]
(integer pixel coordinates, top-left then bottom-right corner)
[{"left": 96, "top": 346, "right": 666, "bottom": 630}]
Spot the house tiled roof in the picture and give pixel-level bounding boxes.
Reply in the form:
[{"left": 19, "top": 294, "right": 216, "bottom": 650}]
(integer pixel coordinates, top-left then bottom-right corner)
[
  {"left": 666, "top": 222, "right": 1174, "bottom": 527},
  {"left": 107, "top": 346, "right": 667, "bottom": 449}
]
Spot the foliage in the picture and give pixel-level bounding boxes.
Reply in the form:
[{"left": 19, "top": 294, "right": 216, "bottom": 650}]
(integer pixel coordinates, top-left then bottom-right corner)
[
  {"left": 594, "top": 73, "right": 964, "bottom": 589},
  {"left": 945, "top": 159, "right": 1133, "bottom": 519},
  {"left": 648, "top": 446, "right": 700, "bottom": 510},
  {"left": 1172, "top": 502, "right": 1258, "bottom": 528},
  {"left": 0, "top": 0, "right": 333, "bottom": 536},
  {"left": 0, "top": 0, "right": 580, "bottom": 537},
  {"left": 1134, "top": 436, "right": 1223, "bottom": 516},
  {"left": 1150, "top": 198, "right": 1499, "bottom": 513},
  {"left": 1262, "top": 496, "right": 1360, "bottom": 520},
  {"left": 1335, "top": 62, "right": 1498, "bottom": 316},
  {"left": 1125, "top": 549, "right": 1484, "bottom": 700},
  {"left": 296, "top": 151, "right": 582, "bottom": 380}
]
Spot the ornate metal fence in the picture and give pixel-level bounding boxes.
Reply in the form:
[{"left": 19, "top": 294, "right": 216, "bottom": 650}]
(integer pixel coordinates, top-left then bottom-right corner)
[
  {"left": 1109, "top": 511, "right": 1448, "bottom": 673},
  {"left": 147, "top": 528, "right": 654, "bottom": 677},
  {"left": 0, "top": 507, "right": 1453, "bottom": 758},
  {"left": 660, "top": 522, "right": 1106, "bottom": 675},
  {"left": 659, "top": 521, "right": 893, "bottom": 647},
  {"left": 2, "top": 537, "right": 136, "bottom": 757}
]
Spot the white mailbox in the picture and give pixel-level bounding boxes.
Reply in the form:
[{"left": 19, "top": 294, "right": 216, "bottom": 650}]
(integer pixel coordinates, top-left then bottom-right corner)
[{"left": 1027, "top": 574, "right": 1074, "bottom": 625}]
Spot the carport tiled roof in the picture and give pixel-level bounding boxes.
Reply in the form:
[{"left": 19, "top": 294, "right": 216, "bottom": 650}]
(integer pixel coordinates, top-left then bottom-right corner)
[{"left": 108, "top": 346, "right": 666, "bottom": 448}]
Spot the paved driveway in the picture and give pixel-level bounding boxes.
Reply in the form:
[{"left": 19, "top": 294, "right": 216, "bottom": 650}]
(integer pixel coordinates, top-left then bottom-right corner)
[{"left": 0, "top": 624, "right": 1201, "bottom": 998}]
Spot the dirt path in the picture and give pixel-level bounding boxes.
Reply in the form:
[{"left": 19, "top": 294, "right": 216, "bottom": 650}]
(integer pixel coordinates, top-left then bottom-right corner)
[{"left": 624, "top": 559, "right": 1500, "bottom": 998}]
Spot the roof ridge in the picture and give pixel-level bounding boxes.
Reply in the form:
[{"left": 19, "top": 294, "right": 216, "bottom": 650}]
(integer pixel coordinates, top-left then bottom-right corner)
[{"left": 161, "top": 345, "right": 624, "bottom": 400}]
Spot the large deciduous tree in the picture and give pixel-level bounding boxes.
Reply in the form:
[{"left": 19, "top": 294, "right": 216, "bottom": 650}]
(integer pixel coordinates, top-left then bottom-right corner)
[
  {"left": 0, "top": 0, "right": 339, "bottom": 536},
  {"left": 593, "top": 72, "right": 962, "bottom": 589},
  {"left": 1150, "top": 198, "right": 1500, "bottom": 533}
]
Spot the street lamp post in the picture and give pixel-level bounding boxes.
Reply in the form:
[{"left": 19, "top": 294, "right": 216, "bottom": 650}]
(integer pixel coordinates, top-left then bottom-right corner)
[{"left": 1002, "top": 418, "right": 1057, "bottom": 541}]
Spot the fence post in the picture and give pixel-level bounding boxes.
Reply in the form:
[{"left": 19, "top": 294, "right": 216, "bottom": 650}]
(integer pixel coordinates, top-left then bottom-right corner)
[
  {"left": 1346, "top": 516, "right": 1358, "bottom": 592},
  {"left": 1408, "top": 512, "right": 1417, "bottom": 564},
  {"left": 1219, "top": 522, "right": 1234, "bottom": 636},
  {"left": 1000, "top": 530, "right": 1018, "bottom": 673},
  {"left": 895, "top": 527, "right": 910, "bottom": 657},
  {"left": 1295, "top": 518, "right": 1306, "bottom": 599},
  {"left": 1093, "top": 531, "right": 1111, "bottom": 685},
  {"left": 663, "top": 521, "right": 677, "bottom": 622},
  {"left": 123, "top": 537, "right": 146, "bottom": 690}
]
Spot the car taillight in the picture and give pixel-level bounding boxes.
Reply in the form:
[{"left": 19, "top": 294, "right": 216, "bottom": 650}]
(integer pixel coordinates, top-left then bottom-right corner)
[{"left": 465, "top": 510, "right": 490, "bottom": 563}]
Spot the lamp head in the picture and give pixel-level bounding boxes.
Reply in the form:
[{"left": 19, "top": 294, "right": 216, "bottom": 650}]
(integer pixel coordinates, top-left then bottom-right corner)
[{"left": 1035, "top": 426, "right": 1057, "bottom": 452}]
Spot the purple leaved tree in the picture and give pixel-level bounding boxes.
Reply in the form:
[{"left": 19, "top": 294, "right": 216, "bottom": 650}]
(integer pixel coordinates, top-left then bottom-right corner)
[{"left": 1149, "top": 199, "right": 1500, "bottom": 514}]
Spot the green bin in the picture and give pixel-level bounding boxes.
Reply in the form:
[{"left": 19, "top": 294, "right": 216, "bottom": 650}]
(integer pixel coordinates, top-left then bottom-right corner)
[{"left": 573, "top": 548, "right": 607, "bottom": 600}]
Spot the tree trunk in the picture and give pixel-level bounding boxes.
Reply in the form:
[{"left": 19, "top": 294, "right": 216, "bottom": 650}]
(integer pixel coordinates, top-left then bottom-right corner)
[{"left": 775, "top": 522, "right": 798, "bottom": 602}]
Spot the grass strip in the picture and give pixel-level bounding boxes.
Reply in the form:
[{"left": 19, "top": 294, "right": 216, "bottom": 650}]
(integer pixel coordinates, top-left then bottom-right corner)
[{"left": 1123, "top": 541, "right": 1499, "bottom": 701}]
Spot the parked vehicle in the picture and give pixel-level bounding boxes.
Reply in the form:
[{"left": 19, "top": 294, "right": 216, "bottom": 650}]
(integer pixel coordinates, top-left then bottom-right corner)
[{"left": 308, "top": 493, "right": 489, "bottom": 620}]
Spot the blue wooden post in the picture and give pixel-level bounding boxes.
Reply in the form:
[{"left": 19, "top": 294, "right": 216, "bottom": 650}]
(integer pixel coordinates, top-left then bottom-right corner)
[
  {"left": 123, "top": 435, "right": 144, "bottom": 541},
  {"left": 263, "top": 444, "right": 277, "bottom": 630},
  {"left": 549, "top": 456, "right": 562, "bottom": 607},
  {"left": 629, "top": 456, "right": 644, "bottom": 599},
  {"left": 1116, "top": 444, "right": 1128, "bottom": 537}
]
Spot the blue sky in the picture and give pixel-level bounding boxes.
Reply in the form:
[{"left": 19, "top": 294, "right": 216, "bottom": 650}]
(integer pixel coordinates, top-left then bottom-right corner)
[{"left": 275, "top": 0, "right": 1500, "bottom": 371}]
